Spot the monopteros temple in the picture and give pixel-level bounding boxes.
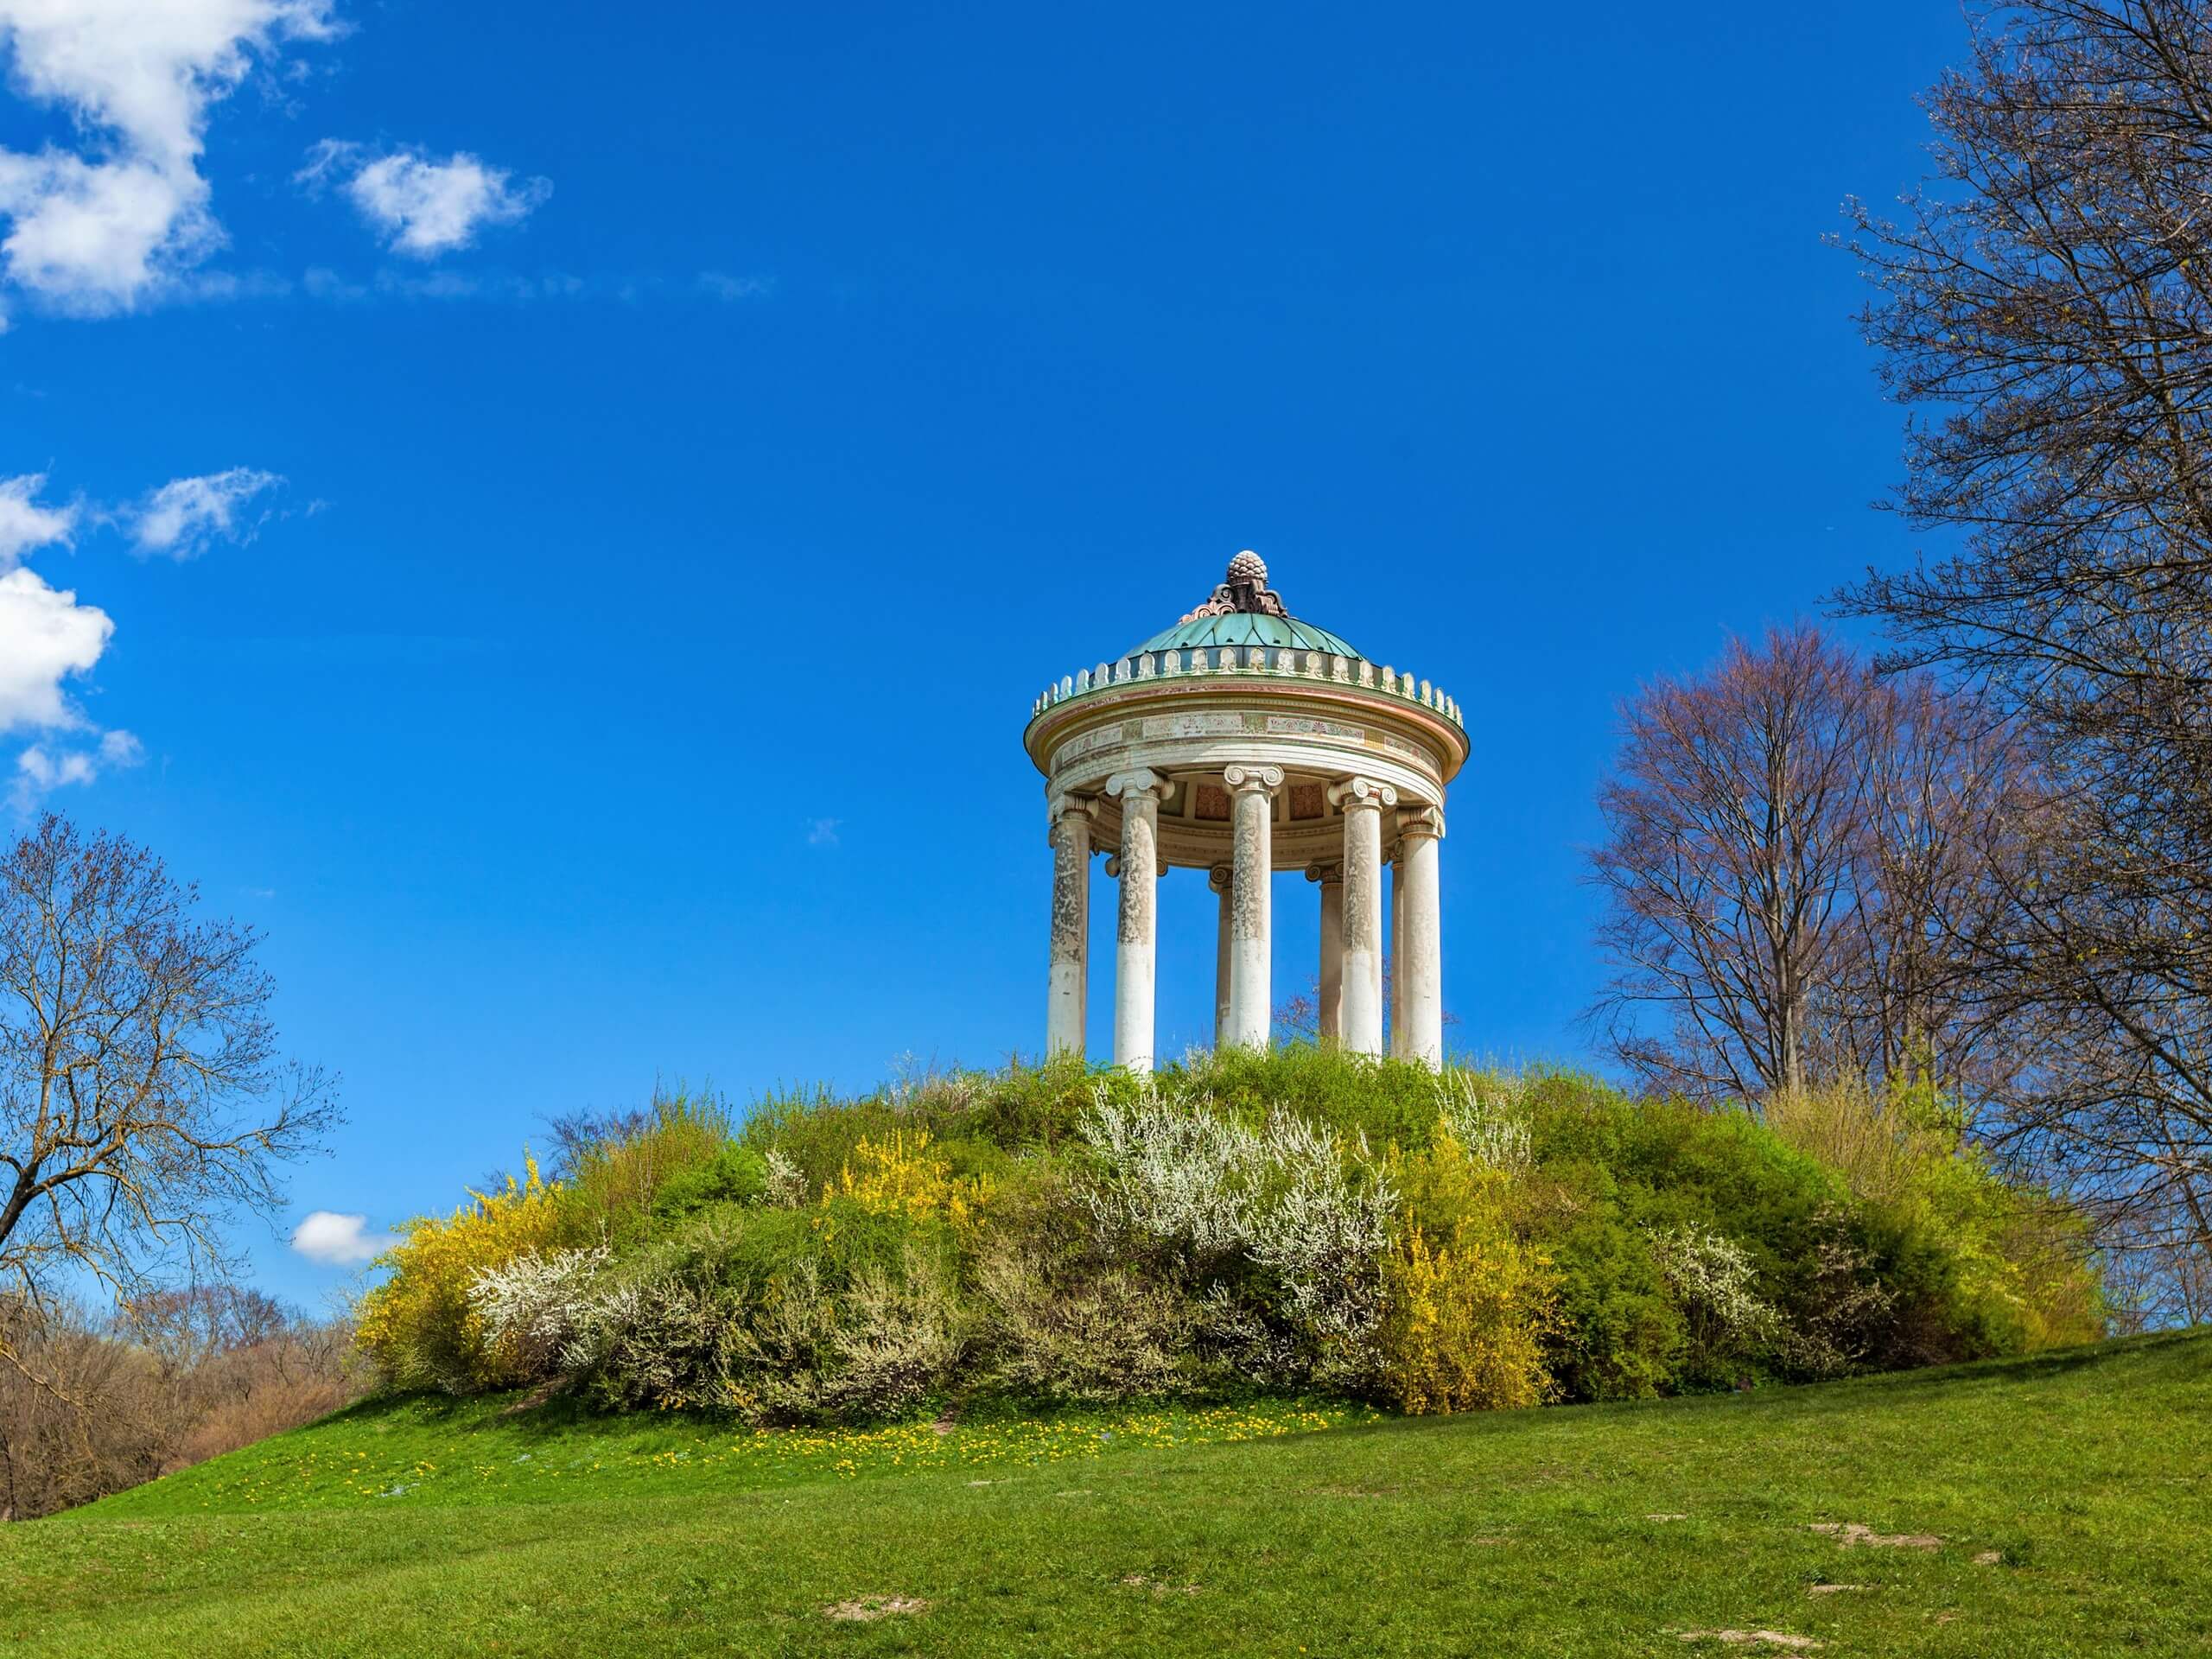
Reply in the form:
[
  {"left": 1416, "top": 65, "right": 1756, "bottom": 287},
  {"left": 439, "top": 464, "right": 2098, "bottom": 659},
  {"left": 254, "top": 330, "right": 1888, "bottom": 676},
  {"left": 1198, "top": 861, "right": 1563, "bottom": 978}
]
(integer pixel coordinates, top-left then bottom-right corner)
[{"left": 1024, "top": 552, "right": 1468, "bottom": 1071}]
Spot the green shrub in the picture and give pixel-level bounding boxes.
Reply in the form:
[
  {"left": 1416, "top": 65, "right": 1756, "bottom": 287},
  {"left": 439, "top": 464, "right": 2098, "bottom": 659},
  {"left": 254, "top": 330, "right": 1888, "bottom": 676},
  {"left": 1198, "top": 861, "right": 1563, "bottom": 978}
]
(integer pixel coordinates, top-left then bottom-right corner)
[
  {"left": 566, "top": 1090, "right": 736, "bottom": 1243},
  {"left": 578, "top": 1201, "right": 963, "bottom": 1422},
  {"left": 1536, "top": 1202, "right": 1683, "bottom": 1402},
  {"left": 975, "top": 1242, "right": 1198, "bottom": 1403},
  {"left": 651, "top": 1144, "right": 770, "bottom": 1223},
  {"left": 1767, "top": 1080, "right": 2107, "bottom": 1359}
]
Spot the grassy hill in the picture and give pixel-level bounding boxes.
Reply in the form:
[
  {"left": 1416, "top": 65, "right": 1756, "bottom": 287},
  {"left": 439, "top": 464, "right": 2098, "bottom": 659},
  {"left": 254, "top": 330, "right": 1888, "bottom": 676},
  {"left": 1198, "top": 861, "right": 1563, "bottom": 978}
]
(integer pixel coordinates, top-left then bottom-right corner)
[{"left": 4, "top": 1332, "right": 2205, "bottom": 1657}]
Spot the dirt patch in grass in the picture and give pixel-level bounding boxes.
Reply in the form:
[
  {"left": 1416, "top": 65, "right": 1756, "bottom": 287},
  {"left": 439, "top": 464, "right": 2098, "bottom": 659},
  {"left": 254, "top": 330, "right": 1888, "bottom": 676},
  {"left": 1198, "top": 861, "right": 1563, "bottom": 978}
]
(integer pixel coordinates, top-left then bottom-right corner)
[
  {"left": 1805, "top": 1584, "right": 1864, "bottom": 1596},
  {"left": 498, "top": 1380, "right": 568, "bottom": 1416},
  {"left": 1678, "top": 1632, "right": 1822, "bottom": 1651},
  {"left": 823, "top": 1596, "right": 930, "bottom": 1622},
  {"left": 1811, "top": 1521, "right": 1942, "bottom": 1550},
  {"left": 1121, "top": 1575, "right": 1201, "bottom": 1598}
]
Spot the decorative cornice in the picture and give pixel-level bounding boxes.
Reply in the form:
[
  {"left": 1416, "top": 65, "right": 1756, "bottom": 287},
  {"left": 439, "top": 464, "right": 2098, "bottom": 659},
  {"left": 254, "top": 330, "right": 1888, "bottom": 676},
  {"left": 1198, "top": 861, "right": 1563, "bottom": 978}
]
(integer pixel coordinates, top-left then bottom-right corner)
[
  {"left": 1329, "top": 776, "right": 1399, "bottom": 811},
  {"left": 1027, "top": 644, "right": 1465, "bottom": 734}
]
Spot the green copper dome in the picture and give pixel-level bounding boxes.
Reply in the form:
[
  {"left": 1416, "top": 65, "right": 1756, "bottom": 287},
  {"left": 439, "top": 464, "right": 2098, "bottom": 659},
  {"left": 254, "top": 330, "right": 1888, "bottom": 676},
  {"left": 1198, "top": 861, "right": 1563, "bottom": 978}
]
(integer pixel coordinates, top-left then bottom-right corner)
[{"left": 1128, "top": 611, "right": 1363, "bottom": 659}]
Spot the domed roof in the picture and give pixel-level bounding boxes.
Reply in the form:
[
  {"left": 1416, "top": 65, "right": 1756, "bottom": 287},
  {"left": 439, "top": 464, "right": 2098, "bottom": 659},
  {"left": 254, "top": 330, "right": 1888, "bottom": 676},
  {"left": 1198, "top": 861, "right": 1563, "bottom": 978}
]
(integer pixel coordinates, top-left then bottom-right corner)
[
  {"left": 1127, "top": 551, "right": 1363, "bottom": 659},
  {"left": 1130, "top": 611, "right": 1362, "bottom": 658}
]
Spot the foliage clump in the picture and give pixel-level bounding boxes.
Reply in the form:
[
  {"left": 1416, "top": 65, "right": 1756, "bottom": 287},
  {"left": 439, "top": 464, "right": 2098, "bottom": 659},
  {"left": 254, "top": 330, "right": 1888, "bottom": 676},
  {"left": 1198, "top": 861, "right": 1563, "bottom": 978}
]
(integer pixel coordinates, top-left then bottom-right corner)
[
  {"left": 354, "top": 1052, "right": 2109, "bottom": 1425},
  {"left": 356, "top": 1156, "right": 575, "bottom": 1393}
]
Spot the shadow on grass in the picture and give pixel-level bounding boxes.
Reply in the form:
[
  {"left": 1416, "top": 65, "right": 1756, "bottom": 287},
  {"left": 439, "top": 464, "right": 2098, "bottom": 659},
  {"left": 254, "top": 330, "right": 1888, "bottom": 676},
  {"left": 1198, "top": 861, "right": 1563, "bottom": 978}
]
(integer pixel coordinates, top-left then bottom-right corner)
[{"left": 311, "top": 1327, "right": 2209, "bottom": 1458}]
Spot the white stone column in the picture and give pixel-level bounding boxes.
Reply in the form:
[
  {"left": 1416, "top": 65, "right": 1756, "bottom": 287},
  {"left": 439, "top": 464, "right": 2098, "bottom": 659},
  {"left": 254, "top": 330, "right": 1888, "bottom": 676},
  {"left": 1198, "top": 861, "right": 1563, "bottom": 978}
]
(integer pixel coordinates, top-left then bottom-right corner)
[
  {"left": 1389, "top": 842, "right": 1408, "bottom": 1058},
  {"left": 1331, "top": 777, "right": 1396, "bottom": 1057},
  {"left": 1397, "top": 804, "right": 1445, "bottom": 1067},
  {"left": 1224, "top": 764, "right": 1282, "bottom": 1050},
  {"left": 1209, "top": 865, "right": 1233, "bottom": 1051},
  {"left": 1046, "top": 795, "right": 1094, "bottom": 1057},
  {"left": 1306, "top": 861, "right": 1344, "bottom": 1045},
  {"left": 1106, "top": 769, "right": 1170, "bottom": 1072}
]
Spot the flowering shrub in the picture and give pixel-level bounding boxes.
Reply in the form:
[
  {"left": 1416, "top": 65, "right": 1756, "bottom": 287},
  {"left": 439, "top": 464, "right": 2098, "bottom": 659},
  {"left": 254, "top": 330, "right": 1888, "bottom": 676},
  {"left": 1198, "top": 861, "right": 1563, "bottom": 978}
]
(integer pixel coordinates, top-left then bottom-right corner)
[
  {"left": 1380, "top": 1225, "right": 1551, "bottom": 1413},
  {"left": 558, "top": 1205, "right": 965, "bottom": 1424},
  {"left": 466, "top": 1244, "right": 613, "bottom": 1378},
  {"left": 356, "top": 1155, "right": 574, "bottom": 1392},
  {"left": 1378, "top": 1132, "right": 1554, "bottom": 1413},
  {"left": 1079, "top": 1082, "right": 1397, "bottom": 1385},
  {"left": 1437, "top": 1072, "right": 1533, "bottom": 1174},
  {"left": 358, "top": 1053, "right": 2107, "bottom": 1420},
  {"left": 1647, "top": 1224, "right": 1785, "bottom": 1384},
  {"left": 836, "top": 1129, "right": 992, "bottom": 1231},
  {"left": 975, "top": 1243, "right": 1197, "bottom": 1402},
  {"left": 763, "top": 1148, "right": 808, "bottom": 1209}
]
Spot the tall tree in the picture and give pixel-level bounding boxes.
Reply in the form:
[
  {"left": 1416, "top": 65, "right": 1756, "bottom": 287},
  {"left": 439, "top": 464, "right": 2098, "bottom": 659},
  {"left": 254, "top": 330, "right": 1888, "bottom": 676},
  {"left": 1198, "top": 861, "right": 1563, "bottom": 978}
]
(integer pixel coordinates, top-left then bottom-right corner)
[
  {"left": 0, "top": 815, "right": 338, "bottom": 1366},
  {"left": 1590, "top": 626, "right": 2027, "bottom": 1106},
  {"left": 1842, "top": 0, "right": 2212, "bottom": 1277}
]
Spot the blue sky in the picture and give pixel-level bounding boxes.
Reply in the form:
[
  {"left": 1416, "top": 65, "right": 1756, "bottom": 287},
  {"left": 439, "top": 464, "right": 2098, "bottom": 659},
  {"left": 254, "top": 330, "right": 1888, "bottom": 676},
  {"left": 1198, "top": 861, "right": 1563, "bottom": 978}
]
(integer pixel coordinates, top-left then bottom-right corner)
[{"left": 0, "top": 1, "right": 1967, "bottom": 1303}]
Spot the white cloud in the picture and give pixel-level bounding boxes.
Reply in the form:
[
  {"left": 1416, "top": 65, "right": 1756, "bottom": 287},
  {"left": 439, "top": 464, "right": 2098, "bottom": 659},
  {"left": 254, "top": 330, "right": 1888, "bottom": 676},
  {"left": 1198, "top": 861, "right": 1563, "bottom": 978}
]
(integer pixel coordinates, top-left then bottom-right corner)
[
  {"left": 302, "top": 140, "right": 549, "bottom": 257},
  {"left": 698, "top": 270, "right": 771, "bottom": 302},
  {"left": 807, "top": 817, "right": 842, "bottom": 847},
  {"left": 0, "top": 471, "right": 75, "bottom": 567},
  {"left": 16, "top": 744, "right": 92, "bottom": 789},
  {"left": 125, "top": 466, "right": 283, "bottom": 558},
  {"left": 0, "top": 563, "right": 111, "bottom": 733},
  {"left": 0, "top": 0, "right": 339, "bottom": 314},
  {"left": 291, "top": 1210, "right": 395, "bottom": 1267}
]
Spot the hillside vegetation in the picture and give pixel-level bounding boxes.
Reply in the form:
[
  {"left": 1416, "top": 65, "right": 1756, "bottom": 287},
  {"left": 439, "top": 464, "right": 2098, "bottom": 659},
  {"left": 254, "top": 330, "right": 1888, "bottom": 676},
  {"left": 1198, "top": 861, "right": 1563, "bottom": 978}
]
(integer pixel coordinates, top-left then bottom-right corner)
[
  {"left": 351, "top": 1052, "right": 2106, "bottom": 1427},
  {"left": 8, "top": 1332, "right": 2206, "bottom": 1656}
]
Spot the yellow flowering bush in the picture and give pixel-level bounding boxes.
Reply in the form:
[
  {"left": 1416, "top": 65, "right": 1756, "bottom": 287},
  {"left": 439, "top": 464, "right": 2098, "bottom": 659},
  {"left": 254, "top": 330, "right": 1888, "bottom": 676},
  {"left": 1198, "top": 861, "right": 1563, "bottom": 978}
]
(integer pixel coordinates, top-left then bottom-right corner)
[
  {"left": 1380, "top": 1225, "right": 1553, "bottom": 1414},
  {"left": 1377, "top": 1132, "right": 1554, "bottom": 1414},
  {"left": 357, "top": 1154, "right": 575, "bottom": 1393},
  {"left": 836, "top": 1129, "right": 992, "bottom": 1230}
]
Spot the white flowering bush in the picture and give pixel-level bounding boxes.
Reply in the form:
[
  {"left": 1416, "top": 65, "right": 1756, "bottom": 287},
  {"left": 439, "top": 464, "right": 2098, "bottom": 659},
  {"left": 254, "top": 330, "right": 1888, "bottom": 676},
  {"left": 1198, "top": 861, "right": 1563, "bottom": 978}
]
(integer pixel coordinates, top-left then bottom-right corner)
[
  {"left": 762, "top": 1147, "right": 808, "bottom": 1209},
  {"left": 1646, "top": 1224, "right": 1787, "bottom": 1380},
  {"left": 1078, "top": 1081, "right": 1396, "bottom": 1386},
  {"left": 1083, "top": 1087, "right": 1260, "bottom": 1260},
  {"left": 465, "top": 1244, "right": 614, "bottom": 1380},
  {"left": 1436, "top": 1071, "right": 1533, "bottom": 1173}
]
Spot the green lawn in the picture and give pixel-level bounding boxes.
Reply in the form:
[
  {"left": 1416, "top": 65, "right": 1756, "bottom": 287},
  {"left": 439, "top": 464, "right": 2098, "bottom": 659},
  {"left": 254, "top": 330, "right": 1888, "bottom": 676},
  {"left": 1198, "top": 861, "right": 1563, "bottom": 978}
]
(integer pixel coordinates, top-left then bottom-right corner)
[{"left": 5, "top": 1333, "right": 2207, "bottom": 1657}]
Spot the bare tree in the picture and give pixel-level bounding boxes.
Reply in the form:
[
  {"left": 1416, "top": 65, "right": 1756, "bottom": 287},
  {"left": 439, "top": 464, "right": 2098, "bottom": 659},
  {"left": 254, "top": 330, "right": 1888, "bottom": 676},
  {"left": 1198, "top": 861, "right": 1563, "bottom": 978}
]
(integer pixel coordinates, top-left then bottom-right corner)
[
  {"left": 0, "top": 1289, "right": 363, "bottom": 1521},
  {"left": 1840, "top": 0, "right": 2212, "bottom": 1289},
  {"left": 0, "top": 815, "right": 339, "bottom": 1364},
  {"left": 1589, "top": 626, "right": 2027, "bottom": 1105},
  {"left": 1832, "top": 674, "right": 2042, "bottom": 1103}
]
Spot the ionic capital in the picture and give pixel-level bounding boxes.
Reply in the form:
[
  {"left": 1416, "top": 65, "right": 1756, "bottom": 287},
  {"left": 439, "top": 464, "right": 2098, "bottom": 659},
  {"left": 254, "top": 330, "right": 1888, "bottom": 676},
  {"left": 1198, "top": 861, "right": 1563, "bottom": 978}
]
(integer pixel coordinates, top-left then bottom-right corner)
[
  {"left": 1104, "top": 767, "right": 1172, "bottom": 803},
  {"left": 1049, "top": 792, "right": 1098, "bottom": 826},
  {"left": 1397, "top": 803, "right": 1446, "bottom": 842},
  {"left": 1328, "top": 776, "right": 1399, "bottom": 812},
  {"left": 1223, "top": 763, "right": 1284, "bottom": 794},
  {"left": 1208, "top": 865, "right": 1233, "bottom": 894},
  {"left": 1305, "top": 861, "right": 1343, "bottom": 885}
]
